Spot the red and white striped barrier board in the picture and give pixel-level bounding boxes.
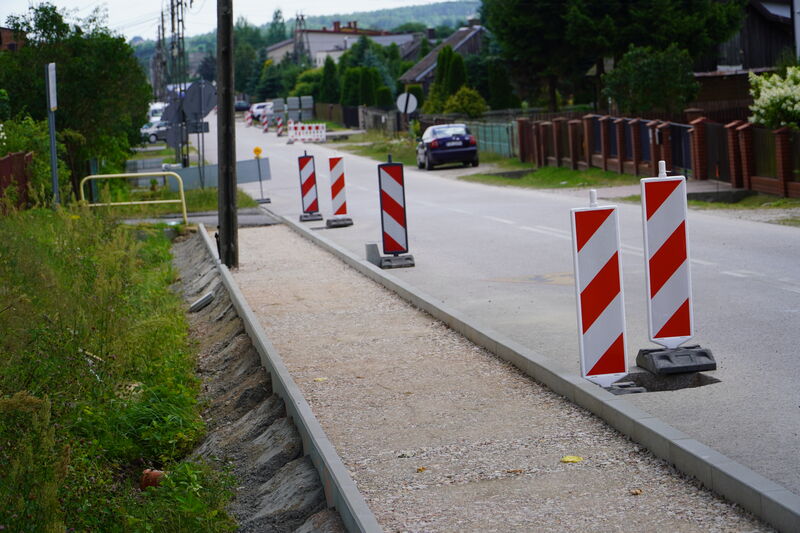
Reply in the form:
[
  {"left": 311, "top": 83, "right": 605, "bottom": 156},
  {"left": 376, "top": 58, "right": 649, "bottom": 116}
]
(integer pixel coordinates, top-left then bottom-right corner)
[
  {"left": 245, "top": 111, "right": 253, "bottom": 127},
  {"left": 261, "top": 113, "right": 269, "bottom": 133},
  {"left": 641, "top": 175, "right": 693, "bottom": 349},
  {"left": 329, "top": 157, "right": 348, "bottom": 216},
  {"left": 276, "top": 116, "right": 284, "bottom": 136},
  {"left": 571, "top": 204, "right": 627, "bottom": 385},
  {"left": 377, "top": 161, "right": 409, "bottom": 254},
  {"left": 288, "top": 122, "right": 327, "bottom": 143},
  {"left": 297, "top": 154, "right": 319, "bottom": 214}
]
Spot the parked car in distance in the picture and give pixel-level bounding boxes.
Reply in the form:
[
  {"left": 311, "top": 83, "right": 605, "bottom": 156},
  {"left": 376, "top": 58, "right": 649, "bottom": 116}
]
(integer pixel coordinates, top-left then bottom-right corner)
[
  {"left": 234, "top": 100, "right": 250, "bottom": 111},
  {"left": 416, "top": 123, "right": 478, "bottom": 170},
  {"left": 140, "top": 120, "right": 170, "bottom": 144},
  {"left": 249, "top": 101, "right": 273, "bottom": 120}
]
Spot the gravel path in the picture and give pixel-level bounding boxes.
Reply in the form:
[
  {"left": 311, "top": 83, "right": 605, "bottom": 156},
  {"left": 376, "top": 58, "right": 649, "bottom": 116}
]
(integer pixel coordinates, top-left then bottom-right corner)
[{"left": 232, "top": 225, "right": 771, "bottom": 532}]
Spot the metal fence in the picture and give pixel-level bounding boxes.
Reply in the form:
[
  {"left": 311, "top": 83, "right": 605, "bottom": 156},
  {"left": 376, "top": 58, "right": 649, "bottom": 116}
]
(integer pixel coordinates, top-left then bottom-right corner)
[
  {"left": 464, "top": 121, "right": 516, "bottom": 158},
  {"left": 670, "top": 124, "right": 693, "bottom": 175},
  {"left": 753, "top": 127, "right": 777, "bottom": 178}
]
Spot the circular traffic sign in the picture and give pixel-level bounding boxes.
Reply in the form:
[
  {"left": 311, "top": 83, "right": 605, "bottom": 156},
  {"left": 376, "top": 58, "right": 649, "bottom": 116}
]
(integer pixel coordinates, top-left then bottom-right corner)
[{"left": 396, "top": 92, "right": 418, "bottom": 114}]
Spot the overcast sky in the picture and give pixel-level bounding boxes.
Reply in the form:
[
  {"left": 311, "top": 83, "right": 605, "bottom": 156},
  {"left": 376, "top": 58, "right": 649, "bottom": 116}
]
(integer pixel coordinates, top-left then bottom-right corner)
[{"left": 0, "top": 0, "right": 443, "bottom": 41}]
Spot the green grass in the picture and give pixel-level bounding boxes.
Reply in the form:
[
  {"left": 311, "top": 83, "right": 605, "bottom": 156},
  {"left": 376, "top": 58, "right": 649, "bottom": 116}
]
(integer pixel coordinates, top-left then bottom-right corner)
[
  {"left": 777, "top": 217, "right": 800, "bottom": 226},
  {"left": 337, "top": 133, "right": 418, "bottom": 167},
  {"left": 90, "top": 185, "right": 257, "bottom": 218},
  {"left": 462, "top": 166, "right": 641, "bottom": 189},
  {"left": 0, "top": 208, "right": 235, "bottom": 531},
  {"left": 129, "top": 144, "right": 175, "bottom": 161},
  {"left": 617, "top": 192, "right": 800, "bottom": 210}
]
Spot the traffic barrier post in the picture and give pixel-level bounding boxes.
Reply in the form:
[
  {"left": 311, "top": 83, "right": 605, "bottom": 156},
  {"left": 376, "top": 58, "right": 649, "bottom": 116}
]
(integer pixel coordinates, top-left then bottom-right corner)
[
  {"left": 326, "top": 157, "right": 353, "bottom": 228},
  {"left": 637, "top": 161, "right": 715, "bottom": 374},
  {"left": 570, "top": 189, "right": 628, "bottom": 387},
  {"left": 297, "top": 151, "right": 322, "bottom": 222},
  {"left": 366, "top": 155, "right": 414, "bottom": 269}
]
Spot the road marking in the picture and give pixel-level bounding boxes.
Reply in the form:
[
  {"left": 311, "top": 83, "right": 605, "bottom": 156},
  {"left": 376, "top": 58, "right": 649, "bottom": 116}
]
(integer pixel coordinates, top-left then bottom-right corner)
[
  {"left": 519, "top": 225, "right": 570, "bottom": 240},
  {"left": 722, "top": 270, "right": 749, "bottom": 278},
  {"left": 483, "top": 215, "right": 514, "bottom": 224},
  {"left": 536, "top": 225, "right": 571, "bottom": 236},
  {"left": 445, "top": 207, "right": 470, "bottom": 214}
]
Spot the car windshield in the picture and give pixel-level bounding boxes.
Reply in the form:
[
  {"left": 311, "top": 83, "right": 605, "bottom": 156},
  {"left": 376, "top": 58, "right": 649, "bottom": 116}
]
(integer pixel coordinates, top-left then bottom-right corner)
[{"left": 431, "top": 125, "right": 467, "bottom": 138}]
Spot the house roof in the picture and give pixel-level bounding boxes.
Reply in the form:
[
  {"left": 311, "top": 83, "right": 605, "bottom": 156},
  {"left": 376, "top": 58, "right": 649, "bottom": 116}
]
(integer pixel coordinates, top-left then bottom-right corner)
[{"left": 399, "top": 25, "right": 486, "bottom": 84}]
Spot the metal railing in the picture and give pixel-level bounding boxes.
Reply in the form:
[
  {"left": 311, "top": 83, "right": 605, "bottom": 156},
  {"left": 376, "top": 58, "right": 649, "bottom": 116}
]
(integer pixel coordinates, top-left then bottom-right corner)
[{"left": 79, "top": 171, "right": 188, "bottom": 224}]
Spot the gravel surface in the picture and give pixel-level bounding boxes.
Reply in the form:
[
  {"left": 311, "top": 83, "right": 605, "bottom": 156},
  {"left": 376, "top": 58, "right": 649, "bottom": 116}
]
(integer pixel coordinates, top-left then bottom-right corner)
[{"left": 232, "top": 224, "right": 771, "bottom": 532}]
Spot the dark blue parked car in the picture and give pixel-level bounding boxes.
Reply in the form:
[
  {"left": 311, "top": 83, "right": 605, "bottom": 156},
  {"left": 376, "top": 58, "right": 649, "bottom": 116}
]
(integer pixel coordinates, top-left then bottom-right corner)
[{"left": 416, "top": 123, "right": 478, "bottom": 170}]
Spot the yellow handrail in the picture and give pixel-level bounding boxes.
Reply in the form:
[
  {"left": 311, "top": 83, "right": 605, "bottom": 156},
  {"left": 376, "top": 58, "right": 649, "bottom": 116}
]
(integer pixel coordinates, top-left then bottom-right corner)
[{"left": 79, "top": 171, "right": 188, "bottom": 224}]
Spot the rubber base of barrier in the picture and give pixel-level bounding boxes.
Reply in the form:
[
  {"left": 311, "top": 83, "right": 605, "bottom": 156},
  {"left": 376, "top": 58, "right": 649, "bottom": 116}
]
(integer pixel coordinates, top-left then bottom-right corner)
[
  {"left": 299, "top": 212, "right": 323, "bottom": 222},
  {"left": 326, "top": 217, "right": 353, "bottom": 228},
  {"left": 365, "top": 243, "right": 414, "bottom": 269},
  {"left": 256, "top": 198, "right": 272, "bottom": 204},
  {"left": 636, "top": 345, "right": 716, "bottom": 375}
]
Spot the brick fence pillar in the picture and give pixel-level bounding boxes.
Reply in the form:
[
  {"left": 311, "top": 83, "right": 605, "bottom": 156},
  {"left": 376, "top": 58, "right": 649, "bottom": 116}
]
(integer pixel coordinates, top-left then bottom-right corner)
[
  {"left": 774, "top": 126, "right": 792, "bottom": 197},
  {"left": 689, "top": 117, "right": 708, "bottom": 180},
  {"left": 614, "top": 118, "right": 625, "bottom": 174},
  {"left": 533, "top": 121, "right": 543, "bottom": 167},
  {"left": 568, "top": 120, "right": 580, "bottom": 170},
  {"left": 582, "top": 115, "right": 594, "bottom": 168},
  {"left": 599, "top": 115, "right": 611, "bottom": 171},
  {"left": 629, "top": 119, "right": 642, "bottom": 176},
  {"left": 725, "top": 120, "right": 743, "bottom": 187},
  {"left": 517, "top": 118, "right": 531, "bottom": 163},
  {"left": 553, "top": 118, "right": 566, "bottom": 167},
  {"left": 736, "top": 122, "right": 754, "bottom": 190},
  {"left": 657, "top": 122, "right": 673, "bottom": 171}
]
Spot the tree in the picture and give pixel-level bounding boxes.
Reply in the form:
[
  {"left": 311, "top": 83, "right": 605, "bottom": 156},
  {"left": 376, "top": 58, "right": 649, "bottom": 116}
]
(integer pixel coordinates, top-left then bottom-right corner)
[
  {"left": 445, "top": 52, "right": 466, "bottom": 96},
  {"left": 391, "top": 22, "right": 427, "bottom": 33},
  {"left": 443, "top": 86, "right": 487, "bottom": 118},
  {"left": 602, "top": 44, "right": 698, "bottom": 115},
  {"left": 318, "top": 56, "right": 340, "bottom": 103},
  {"left": 197, "top": 54, "right": 215, "bottom": 82},
  {"left": 265, "top": 9, "right": 287, "bottom": 46},
  {"left": 254, "top": 60, "right": 281, "bottom": 100},
  {"left": 290, "top": 67, "right": 323, "bottom": 98},
  {"left": 340, "top": 67, "right": 362, "bottom": 106},
  {"left": 487, "top": 62, "right": 520, "bottom": 110},
  {"left": 376, "top": 86, "right": 393, "bottom": 108},
  {"left": 233, "top": 42, "right": 257, "bottom": 94},
  {"left": 748, "top": 66, "right": 800, "bottom": 129},
  {"left": 422, "top": 45, "right": 454, "bottom": 113},
  {"left": 481, "top": 0, "right": 573, "bottom": 111},
  {"left": 419, "top": 37, "right": 431, "bottom": 59},
  {"left": 0, "top": 3, "right": 151, "bottom": 195},
  {"left": 358, "top": 67, "right": 377, "bottom": 106}
]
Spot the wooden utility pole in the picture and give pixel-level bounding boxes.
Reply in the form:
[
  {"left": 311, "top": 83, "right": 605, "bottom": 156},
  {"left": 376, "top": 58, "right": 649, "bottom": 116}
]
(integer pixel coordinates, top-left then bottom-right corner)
[{"left": 217, "top": 0, "right": 237, "bottom": 267}]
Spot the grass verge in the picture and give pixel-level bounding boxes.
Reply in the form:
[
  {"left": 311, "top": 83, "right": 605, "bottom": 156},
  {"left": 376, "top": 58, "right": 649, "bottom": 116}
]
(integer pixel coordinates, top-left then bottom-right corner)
[
  {"left": 462, "top": 166, "right": 640, "bottom": 189},
  {"left": 90, "top": 185, "right": 257, "bottom": 218},
  {"left": 335, "top": 131, "right": 418, "bottom": 167},
  {"left": 616, "top": 192, "right": 800, "bottom": 210},
  {"left": 0, "top": 208, "right": 235, "bottom": 531}
]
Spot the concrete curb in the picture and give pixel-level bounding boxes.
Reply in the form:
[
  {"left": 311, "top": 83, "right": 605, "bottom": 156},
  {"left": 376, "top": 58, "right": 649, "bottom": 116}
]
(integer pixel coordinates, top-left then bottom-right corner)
[
  {"left": 275, "top": 213, "right": 800, "bottom": 533},
  {"left": 196, "top": 225, "right": 383, "bottom": 533}
]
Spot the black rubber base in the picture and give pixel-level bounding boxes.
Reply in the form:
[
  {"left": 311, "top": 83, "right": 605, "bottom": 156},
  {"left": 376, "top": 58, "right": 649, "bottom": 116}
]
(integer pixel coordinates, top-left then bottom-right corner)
[
  {"left": 299, "top": 212, "right": 323, "bottom": 222},
  {"left": 326, "top": 217, "right": 353, "bottom": 228},
  {"left": 636, "top": 345, "right": 716, "bottom": 375},
  {"left": 256, "top": 198, "right": 271, "bottom": 204}
]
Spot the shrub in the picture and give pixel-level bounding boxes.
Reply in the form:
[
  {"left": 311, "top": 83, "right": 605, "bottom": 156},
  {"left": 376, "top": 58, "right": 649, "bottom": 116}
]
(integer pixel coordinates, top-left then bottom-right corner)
[
  {"left": 749, "top": 66, "right": 800, "bottom": 129},
  {"left": 602, "top": 44, "right": 698, "bottom": 115},
  {"left": 444, "top": 86, "right": 488, "bottom": 118}
]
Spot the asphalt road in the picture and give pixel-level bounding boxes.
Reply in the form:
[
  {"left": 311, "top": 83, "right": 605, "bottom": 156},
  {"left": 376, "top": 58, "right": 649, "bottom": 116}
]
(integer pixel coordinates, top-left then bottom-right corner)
[{"left": 198, "top": 113, "right": 800, "bottom": 496}]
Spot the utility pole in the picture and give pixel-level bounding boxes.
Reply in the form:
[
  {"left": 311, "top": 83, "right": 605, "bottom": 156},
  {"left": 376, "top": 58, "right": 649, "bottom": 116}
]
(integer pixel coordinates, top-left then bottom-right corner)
[{"left": 217, "top": 0, "right": 238, "bottom": 267}]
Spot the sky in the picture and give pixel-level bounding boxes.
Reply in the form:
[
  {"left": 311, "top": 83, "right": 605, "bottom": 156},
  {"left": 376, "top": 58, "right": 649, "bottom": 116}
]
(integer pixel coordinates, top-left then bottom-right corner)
[{"left": 0, "top": 0, "right": 445, "bottom": 42}]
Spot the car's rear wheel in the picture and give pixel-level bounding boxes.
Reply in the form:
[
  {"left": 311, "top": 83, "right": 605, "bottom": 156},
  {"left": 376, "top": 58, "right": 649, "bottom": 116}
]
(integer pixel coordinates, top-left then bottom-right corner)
[
  {"left": 149, "top": 134, "right": 157, "bottom": 144},
  {"left": 471, "top": 158, "right": 479, "bottom": 167},
  {"left": 425, "top": 153, "right": 434, "bottom": 170}
]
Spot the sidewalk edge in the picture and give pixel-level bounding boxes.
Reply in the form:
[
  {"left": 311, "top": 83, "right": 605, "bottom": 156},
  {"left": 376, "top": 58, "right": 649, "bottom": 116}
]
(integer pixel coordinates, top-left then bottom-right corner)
[
  {"left": 197, "top": 225, "right": 384, "bottom": 533},
  {"left": 275, "top": 213, "right": 800, "bottom": 533}
]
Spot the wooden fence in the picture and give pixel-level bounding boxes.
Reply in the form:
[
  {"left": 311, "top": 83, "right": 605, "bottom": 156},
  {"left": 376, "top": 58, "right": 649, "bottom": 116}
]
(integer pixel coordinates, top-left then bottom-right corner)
[{"left": 0, "top": 151, "right": 32, "bottom": 210}]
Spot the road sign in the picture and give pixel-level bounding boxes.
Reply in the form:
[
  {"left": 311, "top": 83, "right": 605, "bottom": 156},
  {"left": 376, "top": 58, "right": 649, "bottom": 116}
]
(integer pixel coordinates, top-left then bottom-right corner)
[
  {"left": 47, "top": 63, "right": 57, "bottom": 111},
  {"left": 571, "top": 202, "right": 627, "bottom": 386},
  {"left": 297, "top": 152, "right": 322, "bottom": 221},
  {"left": 641, "top": 174, "right": 693, "bottom": 348},
  {"left": 396, "top": 92, "right": 418, "bottom": 115}
]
